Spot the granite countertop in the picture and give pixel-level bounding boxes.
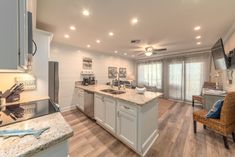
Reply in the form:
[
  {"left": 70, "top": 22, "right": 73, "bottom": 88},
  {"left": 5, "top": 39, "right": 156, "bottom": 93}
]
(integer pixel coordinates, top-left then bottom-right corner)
[
  {"left": 75, "top": 84, "right": 163, "bottom": 105},
  {"left": 0, "top": 112, "right": 73, "bottom": 157}
]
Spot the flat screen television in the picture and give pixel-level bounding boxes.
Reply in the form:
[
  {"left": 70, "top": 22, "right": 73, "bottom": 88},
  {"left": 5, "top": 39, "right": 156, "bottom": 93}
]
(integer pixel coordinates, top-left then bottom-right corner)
[{"left": 211, "top": 38, "right": 228, "bottom": 70}]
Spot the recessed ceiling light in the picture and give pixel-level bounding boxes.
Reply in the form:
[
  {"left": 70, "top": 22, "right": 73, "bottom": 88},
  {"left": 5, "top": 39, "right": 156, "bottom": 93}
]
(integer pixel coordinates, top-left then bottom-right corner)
[
  {"left": 114, "top": 50, "right": 118, "bottom": 53},
  {"left": 64, "top": 34, "right": 70, "bottom": 38},
  {"left": 82, "top": 9, "right": 90, "bottom": 16},
  {"left": 131, "top": 18, "right": 138, "bottom": 25},
  {"left": 109, "top": 32, "right": 114, "bottom": 36},
  {"left": 96, "top": 40, "right": 101, "bottom": 43},
  {"left": 124, "top": 53, "right": 127, "bottom": 56},
  {"left": 70, "top": 26, "right": 76, "bottom": 30},
  {"left": 87, "top": 44, "right": 91, "bottom": 48},
  {"left": 194, "top": 26, "right": 201, "bottom": 31},
  {"left": 197, "top": 42, "right": 201, "bottom": 45},
  {"left": 196, "top": 36, "right": 201, "bottom": 39}
]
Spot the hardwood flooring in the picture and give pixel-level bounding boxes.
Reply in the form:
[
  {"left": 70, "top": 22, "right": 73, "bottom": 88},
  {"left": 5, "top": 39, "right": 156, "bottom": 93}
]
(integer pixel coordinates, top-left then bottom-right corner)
[{"left": 62, "top": 100, "right": 235, "bottom": 157}]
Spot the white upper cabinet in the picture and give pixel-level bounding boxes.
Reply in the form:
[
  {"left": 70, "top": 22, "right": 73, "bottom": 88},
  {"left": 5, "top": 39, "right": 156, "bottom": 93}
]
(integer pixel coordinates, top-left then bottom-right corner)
[{"left": 0, "top": 0, "right": 28, "bottom": 71}]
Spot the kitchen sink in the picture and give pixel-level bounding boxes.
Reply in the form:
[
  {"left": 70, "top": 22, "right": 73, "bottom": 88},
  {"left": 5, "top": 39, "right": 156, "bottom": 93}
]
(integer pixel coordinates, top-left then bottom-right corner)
[{"left": 100, "top": 89, "right": 125, "bottom": 95}]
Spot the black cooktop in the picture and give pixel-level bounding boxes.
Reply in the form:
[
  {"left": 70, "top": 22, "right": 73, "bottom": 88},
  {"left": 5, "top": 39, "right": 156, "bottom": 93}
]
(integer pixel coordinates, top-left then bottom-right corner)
[{"left": 0, "top": 99, "right": 59, "bottom": 127}]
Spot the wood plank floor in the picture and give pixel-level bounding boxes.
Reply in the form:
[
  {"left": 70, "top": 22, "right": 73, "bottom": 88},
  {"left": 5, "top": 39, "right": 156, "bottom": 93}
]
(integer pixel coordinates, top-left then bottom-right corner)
[{"left": 62, "top": 101, "right": 235, "bottom": 157}]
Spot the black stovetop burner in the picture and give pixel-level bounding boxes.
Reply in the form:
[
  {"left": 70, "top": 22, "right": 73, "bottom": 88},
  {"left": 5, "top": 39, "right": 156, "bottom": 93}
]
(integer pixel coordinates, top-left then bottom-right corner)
[{"left": 0, "top": 99, "right": 59, "bottom": 127}]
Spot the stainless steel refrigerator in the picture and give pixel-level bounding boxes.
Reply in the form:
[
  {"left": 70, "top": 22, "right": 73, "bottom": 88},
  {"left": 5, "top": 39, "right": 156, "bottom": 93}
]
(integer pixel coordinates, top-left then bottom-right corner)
[{"left": 48, "top": 61, "right": 59, "bottom": 104}]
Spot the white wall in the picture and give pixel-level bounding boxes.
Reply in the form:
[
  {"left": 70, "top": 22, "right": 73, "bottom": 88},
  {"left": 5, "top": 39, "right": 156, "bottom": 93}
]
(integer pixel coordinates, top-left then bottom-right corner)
[
  {"left": 49, "top": 42, "right": 135, "bottom": 111},
  {"left": 210, "top": 23, "right": 235, "bottom": 91},
  {"left": 0, "top": 30, "right": 51, "bottom": 100},
  {"left": 223, "top": 30, "right": 235, "bottom": 91}
]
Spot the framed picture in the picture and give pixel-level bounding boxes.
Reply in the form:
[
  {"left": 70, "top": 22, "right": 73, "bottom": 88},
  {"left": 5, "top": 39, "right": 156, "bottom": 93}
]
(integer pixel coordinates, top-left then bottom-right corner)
[
  {"left": 108, "top": 67, "right": 117, "bottom": 79},
  {"left": 119, "top": 68, "right": 127, "bottom": 78},
  {"left": 83, "top": 57, "right": 92, "bottom": 70}
]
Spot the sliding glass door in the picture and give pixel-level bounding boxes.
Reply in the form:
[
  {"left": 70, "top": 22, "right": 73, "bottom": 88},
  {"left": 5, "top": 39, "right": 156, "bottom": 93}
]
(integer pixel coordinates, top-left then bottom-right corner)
[
  {"left": 185, "top": 56, "right": 209, "bottom": 101},
  {"left": 137, "top": 53, "right": 210, "bottom": 102}
]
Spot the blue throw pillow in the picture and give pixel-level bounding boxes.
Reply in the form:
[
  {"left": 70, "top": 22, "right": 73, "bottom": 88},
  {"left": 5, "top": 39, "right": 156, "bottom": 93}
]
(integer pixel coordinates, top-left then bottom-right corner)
[{"left": 206, "top": 99, "right": 224, "bottom": 119}]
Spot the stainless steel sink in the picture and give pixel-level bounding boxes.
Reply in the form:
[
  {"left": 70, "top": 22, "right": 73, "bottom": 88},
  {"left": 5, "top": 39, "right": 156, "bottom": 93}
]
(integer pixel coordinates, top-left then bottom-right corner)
[{"left": 100, "top": 89, "right": 125, "bottom": 95}]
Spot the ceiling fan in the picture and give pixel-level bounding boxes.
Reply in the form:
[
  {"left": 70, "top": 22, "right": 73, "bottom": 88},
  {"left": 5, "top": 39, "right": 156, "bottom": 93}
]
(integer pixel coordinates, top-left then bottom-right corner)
[{"left": 135, "top": 46, "right": 167, "bottom": 57}]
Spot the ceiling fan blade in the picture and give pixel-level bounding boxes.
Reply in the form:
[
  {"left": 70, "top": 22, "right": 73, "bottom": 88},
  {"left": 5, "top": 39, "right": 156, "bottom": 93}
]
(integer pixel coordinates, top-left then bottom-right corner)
[
  {"left": 136, "top": 52, "right": 145, "bottom": 56},
  {"left": 133, "top": 50, "right": 143, "bottom": 53},
  {"left": 153, "top": 48, "right": 167, "bottom": 51}
]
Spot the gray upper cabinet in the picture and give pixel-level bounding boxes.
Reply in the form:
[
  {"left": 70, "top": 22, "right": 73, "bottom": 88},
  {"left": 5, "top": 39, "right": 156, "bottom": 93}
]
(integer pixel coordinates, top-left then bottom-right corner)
[{"left": 0, "top": 0, "right": 28, "bottom": 71}]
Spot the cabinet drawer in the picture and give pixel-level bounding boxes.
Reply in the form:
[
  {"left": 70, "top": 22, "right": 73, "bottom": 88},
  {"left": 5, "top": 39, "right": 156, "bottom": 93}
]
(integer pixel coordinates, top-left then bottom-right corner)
[{"left": 118, "top": 101, "right": 137, "bottom": 117}]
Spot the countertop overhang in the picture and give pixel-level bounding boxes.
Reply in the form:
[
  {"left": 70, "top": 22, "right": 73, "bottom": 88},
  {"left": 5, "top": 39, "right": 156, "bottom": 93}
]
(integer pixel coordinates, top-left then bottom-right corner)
[
  {"left": 0, "top": 112, "right": 73, "bottom": 157},
  {"left": 75, "top": 84, "right": 163, "bottom": 105}
]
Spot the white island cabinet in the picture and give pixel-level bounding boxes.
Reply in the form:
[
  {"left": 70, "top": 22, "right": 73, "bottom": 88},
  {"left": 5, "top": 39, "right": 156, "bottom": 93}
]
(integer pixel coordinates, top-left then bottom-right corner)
[
  {"left": 76, "top": 84, "right": 162, "bottom": 156},
  {"left": 94, "top": 94, "right": 116, "bottom": 134},
  {"left": 117, "top": 100, "right": 137, "bottom": 149},
  {"left": 94, "top": 92, "right": 159, "bottom": 156}
]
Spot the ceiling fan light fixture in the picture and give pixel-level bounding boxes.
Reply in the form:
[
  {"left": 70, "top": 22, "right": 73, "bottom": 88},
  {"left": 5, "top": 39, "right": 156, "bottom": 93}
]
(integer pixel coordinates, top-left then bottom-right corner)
[
  {"left": 145, "top": 52, "right": 152, "bottom": 56},
  {"left": 145, "top": 47, "right": 153, "bottom": 52}
]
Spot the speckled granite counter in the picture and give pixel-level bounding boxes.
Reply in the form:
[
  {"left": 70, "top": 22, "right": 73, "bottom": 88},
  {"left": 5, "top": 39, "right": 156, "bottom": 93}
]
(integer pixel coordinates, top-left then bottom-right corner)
[
  {"left": 75, "top": 84, "right": 163, "bottom": 105},
  {"left": 0, "top": 112, "right": 73, "bottom": 157}
]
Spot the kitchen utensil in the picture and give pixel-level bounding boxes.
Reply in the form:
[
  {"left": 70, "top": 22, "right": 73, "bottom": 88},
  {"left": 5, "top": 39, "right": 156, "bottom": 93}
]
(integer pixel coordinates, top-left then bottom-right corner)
[{"left": 0, "top": 127, "right": 50, "bottom": 139}]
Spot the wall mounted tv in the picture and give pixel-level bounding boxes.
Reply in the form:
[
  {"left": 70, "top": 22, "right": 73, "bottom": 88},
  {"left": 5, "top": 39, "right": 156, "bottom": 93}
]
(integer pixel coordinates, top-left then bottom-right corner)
[{"left": 211, "top": 38, "right": 229, "bottom": 70}]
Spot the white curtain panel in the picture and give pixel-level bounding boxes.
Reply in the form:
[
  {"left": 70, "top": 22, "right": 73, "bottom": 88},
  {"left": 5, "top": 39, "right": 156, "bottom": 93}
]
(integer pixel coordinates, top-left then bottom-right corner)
[
  {"left": 184, "top": 54, "right": 210, "bottom": 101},
  {"left": 168, "top": 61, "right": 184, "bottom": 100},
  {"left": 163, "top": 58, "right": 184, "bottom": 100}
]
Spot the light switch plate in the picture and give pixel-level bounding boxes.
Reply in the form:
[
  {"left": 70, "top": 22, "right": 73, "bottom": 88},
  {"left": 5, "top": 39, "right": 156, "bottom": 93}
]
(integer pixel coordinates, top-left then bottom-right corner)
[{"left": 15, "top": 76, "right": 37, "bottom": 91}]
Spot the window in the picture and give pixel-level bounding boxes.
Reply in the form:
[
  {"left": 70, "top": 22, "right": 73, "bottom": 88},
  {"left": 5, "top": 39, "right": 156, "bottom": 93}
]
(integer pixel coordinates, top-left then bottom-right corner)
[{"left": 137, "top": 61, "right": 162, "bottom": 90}]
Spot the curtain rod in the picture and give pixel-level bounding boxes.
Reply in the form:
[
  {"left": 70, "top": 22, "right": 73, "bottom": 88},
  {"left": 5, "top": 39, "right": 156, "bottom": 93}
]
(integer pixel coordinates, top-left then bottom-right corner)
[{"left": 136, "top": 49, "right": 211, "bottom": 63}]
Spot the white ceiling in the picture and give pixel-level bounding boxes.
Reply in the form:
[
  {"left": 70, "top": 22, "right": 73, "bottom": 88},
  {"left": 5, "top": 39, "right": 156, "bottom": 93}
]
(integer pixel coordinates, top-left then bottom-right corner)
[{"left": 37, "top": 0, "right": 235, "bottom": 59}]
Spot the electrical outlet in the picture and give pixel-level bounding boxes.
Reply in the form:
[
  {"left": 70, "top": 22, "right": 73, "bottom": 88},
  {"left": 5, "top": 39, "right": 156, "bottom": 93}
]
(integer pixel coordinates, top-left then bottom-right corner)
[{"left": 15, "top": 76, "right": 37, "bottom": 91}]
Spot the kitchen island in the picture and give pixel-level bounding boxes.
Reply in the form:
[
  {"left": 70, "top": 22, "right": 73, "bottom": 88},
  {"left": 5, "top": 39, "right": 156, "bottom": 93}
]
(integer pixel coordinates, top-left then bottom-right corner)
[
  {"left": 0, "top": 112, "right": 73, "bottom": 157},
  {"left": 75, "top": 84, "right": 162, "bottom": 156}
]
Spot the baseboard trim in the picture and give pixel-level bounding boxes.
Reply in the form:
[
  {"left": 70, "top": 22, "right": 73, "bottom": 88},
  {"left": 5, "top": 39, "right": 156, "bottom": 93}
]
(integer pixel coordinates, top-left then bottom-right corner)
[
  {"left": 141, "top": 129, "right": 159, "bottom": 157},
  {"left": 60, "top": 105, "right": 77, "bottom": 112}
]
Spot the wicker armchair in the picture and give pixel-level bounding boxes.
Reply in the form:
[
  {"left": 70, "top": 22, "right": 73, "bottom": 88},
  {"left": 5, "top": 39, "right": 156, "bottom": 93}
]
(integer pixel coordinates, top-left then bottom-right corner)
[
  {"left": 192, "top": 82, "right": 216, "bottom": 107},
  {"left": 193, "top": 92, "right": 235, "bottom": 149}
]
